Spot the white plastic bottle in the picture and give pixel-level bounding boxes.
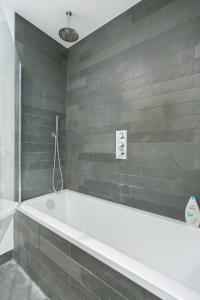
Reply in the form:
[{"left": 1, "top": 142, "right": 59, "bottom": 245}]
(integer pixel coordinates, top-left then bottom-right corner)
[{"left": 185, "top": 195, "right": 200, "bottom": 228}]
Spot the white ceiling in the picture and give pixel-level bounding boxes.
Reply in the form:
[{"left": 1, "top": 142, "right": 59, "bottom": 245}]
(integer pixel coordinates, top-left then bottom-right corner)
[
  {"left": 0, "top": 0, "right": 141, "bottom": 48},
  {"left": 0, "top": 5, "right": 5, "bottom": 23}
]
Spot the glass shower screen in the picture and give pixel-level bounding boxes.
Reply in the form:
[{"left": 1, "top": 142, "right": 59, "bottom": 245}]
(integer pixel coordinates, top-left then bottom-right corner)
[{"left": 0, "top": 5, "right": 21, "bottom": 253}]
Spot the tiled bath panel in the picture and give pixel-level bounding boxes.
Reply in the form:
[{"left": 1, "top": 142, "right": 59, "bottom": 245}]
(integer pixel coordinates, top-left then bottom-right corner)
[
  {"left": 0, "top": 251, "right": 13, "bottom": 266},
  {"left": 0, "top": 260, "right": 48, "bottom": 300},
  {"left": 14, "top": 211, "right": 160, "bottom": 300}
]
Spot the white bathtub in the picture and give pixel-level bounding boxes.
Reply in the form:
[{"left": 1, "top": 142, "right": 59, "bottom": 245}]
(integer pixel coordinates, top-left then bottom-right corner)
[{"left": 18, "top": 190, "right": 200, "bottom": 300}]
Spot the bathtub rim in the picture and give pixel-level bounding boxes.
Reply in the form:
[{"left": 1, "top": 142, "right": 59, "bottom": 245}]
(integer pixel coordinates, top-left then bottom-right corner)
[
  {"left": 19, "top": 189, "right": 190, "bottom": 228},
  {"left": 17, "top": 189, "right": 200, "bottom": 300}
]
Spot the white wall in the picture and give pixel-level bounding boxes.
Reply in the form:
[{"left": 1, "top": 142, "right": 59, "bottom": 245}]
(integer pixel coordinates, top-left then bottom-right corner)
[
  {"left": 0, "top": 5, "right": 15, "bottom": 201},
  {"left": 2, "top": 6, "right": 15, "bottom": 40}
]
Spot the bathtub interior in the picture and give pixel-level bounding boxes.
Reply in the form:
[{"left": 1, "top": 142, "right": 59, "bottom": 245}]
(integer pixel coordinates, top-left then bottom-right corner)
[
  {"left": 21, "top": 190, "right": 200, "bottom": 294},
  {"left": 27, "top": 192, "right": 67, "bottom": 221}
]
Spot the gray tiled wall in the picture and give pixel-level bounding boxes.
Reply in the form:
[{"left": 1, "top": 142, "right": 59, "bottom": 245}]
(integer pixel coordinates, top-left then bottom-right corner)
[
  {"left": 15, "top": 14, "right": 67, "bottom": 200},
  {"left": 66, "top": 0, "right": 200, "bottom": 221},
  {"left": 14, "top": 0, "right": 200, "bottom": 218},
  {"left": 14, "top": 211, "right": 160, "bottom": 300}
]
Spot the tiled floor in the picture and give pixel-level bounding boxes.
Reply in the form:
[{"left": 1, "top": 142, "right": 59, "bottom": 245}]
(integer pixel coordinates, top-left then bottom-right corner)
[{"left": 0, "top": 260, "right": 48, "bottom": 300}]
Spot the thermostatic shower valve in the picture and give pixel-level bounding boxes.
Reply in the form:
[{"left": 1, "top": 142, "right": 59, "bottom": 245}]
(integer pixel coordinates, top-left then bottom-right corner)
[{"left": 116, "top": 130, "right": 127, "bottom": 159}]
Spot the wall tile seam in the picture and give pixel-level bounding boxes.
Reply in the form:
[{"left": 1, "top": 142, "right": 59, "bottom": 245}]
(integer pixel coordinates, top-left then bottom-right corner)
[
  {"left": 23, "top": 104, "right": 67, "bottom": 113},
  {"left": 67, "top": 73, "right": 193, "bottom": 94},
  {"left": 78, "top": 154, "right": 197, "bottom": 162},
  {"left": 67, "top": 58, "right": 197, "bottom": 92},
  {"left": 73, "top": 130, "right": 195, "bottom": 140},
  {"left": 22, "top": 143, "right": 66, "bottom": 146},
  {"left": 67, "top": 94, "right": 194, "bottom": 111},
  {"left": 68, "top": 47, "right": 188, "bottom": 78},
  {"left": 73, "top": 96, "right": 200, "bottom": 110},
  {"left": 23, "top": 117, "right": 67, "bottom": 123},
  {"left": 56, "top": 249, "right": 129, "bottom": 300},
  {"left": 22, "top": 117, "right": 66, "bottom": 124},
  {"left": 119, "top": 186, "right": 189, "bottom": 198},
  {"left": 66, "top": 87, "right": 200, "bottom": 109},
  {"left": 76, "top": 82, "right": 194, "bottom": 103},
  {"left": 67, "top": 24, "right": 200, "bottom": 76},
  {"left": 20, "top": 192, "right": 55, "bottom": 197},
  {"left": 22, "top": 159, "right": 58, "bottom": 163},
  {"left": 23, "top": 110, "right": 66, "bottom": 116},
  {"left": 70, "top": 65, "right": 196, "bottom": 87},
  {"left": 78, "top": 185, "right": 187, "bottom": 203},
  {"left": 83, "top": 171, "right": 193, "bottom": 183},
  {"left": 120, "top": 190, "right": 188, "bottom": 204},
  {"left": 74, "top": 116, "right": 200, "bottom": 131},
  {"left": 67, "top": 53, "right": 195, "bottom": 85},
  {"left": 22, "top": 156, "right": 66, "bottom": 160},
  {"left": 22, "top": 168, "right": 66, "bottom": 174},
  {"left": 40, "top": 262, "right": 70, "bottom": 296},
  {"left": 68, "top": 276, "right": 100, "bottom": 300},
  {"left": 67, "top": 75, "right": 193, "bottom": 95},
  {"left": 22, "top": 135, "right": 66, "bottom": 140},
  {"left": 67, "top": 86, "right": 197, "bottom": 107},
  {"left": 131, "top": 100, "right": 198, "bottom": 112},
  {"left": 80, "top": 182, "right": 188, "bottom": 201},
  {"left": 22, "top": 150, "right": 66, "bottom": 153}
]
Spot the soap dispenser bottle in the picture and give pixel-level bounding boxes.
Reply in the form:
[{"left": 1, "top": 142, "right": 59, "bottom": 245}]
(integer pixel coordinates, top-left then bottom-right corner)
[{"left": 185, "top": 195, "right": 200, "bottom": 228}]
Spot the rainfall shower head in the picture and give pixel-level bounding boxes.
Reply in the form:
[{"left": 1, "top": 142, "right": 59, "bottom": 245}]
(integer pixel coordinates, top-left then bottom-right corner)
[{"left": 59, "top": 11, "right": 79, "bottom": 43}]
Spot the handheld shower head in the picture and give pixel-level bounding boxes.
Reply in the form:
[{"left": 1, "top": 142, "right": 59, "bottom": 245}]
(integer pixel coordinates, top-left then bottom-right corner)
[
  {"left": 52, "top": 115, "right": 63, "bottom": 193},
  {"left": 59, "top": 11, "right": 79, "bottom": 43}
]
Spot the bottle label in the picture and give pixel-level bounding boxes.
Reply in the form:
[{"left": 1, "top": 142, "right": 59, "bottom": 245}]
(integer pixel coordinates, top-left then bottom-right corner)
[{"left": 186, "top": 211, "right": 194, "bottom": 217}]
